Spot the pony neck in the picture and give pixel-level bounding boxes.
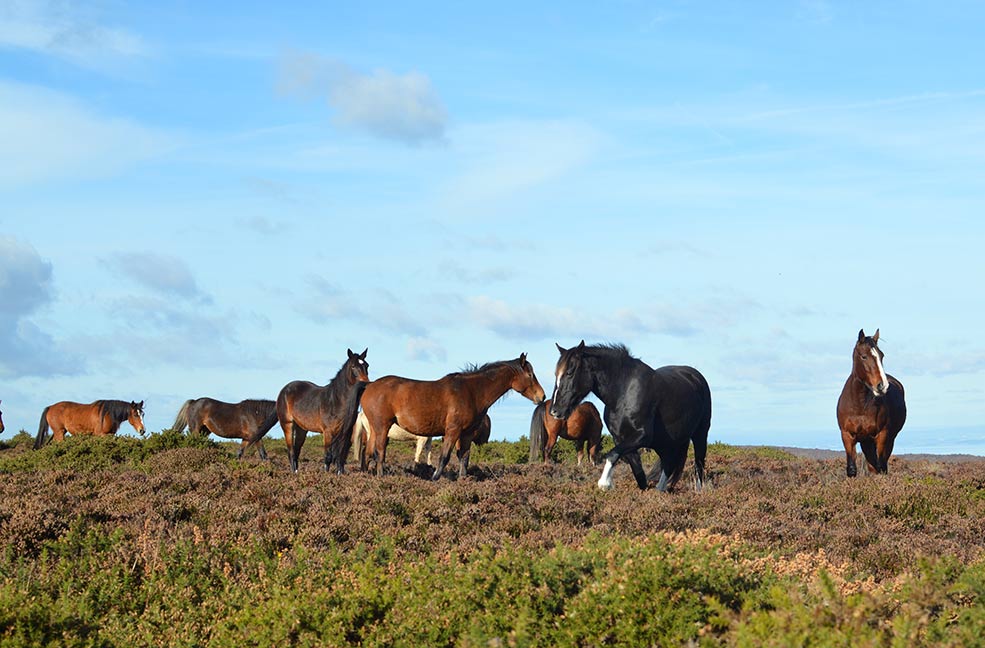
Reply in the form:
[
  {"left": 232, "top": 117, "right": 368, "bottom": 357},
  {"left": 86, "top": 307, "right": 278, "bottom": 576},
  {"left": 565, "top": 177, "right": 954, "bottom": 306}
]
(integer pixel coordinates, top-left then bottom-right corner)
[
  {"left": 584, "top": 350, "right": 625, "bottom": 406},
  {"left": 461, "top": 363, "right": 519, "bottom": 410}
]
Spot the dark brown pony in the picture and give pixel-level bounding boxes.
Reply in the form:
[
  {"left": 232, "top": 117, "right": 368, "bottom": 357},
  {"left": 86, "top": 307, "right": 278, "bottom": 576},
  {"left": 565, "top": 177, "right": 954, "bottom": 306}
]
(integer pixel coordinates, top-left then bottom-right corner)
[
  {"left": 172, "top": 398, "right": 278, "bottom": 459},
  {"left": 35, "top": 400, "right": 146, "bottom": 449},
  {"left": 276, "top": 348, "right": 369, "bottom": 473},
  {"left": 528, "top": 398, "right": 603, "bottom": 465},
  {"left": 837, "top": 329, "right": 907, "bottom": 476},
  {"left": 0, "top": 400, "right": 4, "bottom": 435},
  {"left": 359, "top": 354, "right": 545, "bottom": 480}
]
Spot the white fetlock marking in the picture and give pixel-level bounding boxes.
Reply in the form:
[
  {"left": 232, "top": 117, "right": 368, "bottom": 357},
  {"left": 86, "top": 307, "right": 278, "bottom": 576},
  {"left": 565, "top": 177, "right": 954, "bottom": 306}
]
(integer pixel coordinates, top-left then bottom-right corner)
[{"left": 597, "top": 458, "right": 615, "bottom": 490}]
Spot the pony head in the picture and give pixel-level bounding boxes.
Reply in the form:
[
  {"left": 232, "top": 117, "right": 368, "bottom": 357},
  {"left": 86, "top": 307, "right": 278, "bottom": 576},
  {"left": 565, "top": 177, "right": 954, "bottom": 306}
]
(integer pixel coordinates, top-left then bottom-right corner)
[
  {"left": 853, "top": 329, "right": 890, "bottom": 397},
  {"left": 129, "top": 400, "right": 146, "bottom": 436},
  {"left": 345, "top": 348, "right": 370, "bottom": 384},
  {"left": 510, "top": 353, "right": 546, "bottom": 404},
  {"left": 550, "top": 340, "right": 592, "bottom": 419}
]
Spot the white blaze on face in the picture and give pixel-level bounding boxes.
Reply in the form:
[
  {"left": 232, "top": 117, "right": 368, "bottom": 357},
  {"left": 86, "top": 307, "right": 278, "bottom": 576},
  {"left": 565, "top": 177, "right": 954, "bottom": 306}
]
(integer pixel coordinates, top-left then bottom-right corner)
[
  {"left": 597, "top": 458, "right": 615, "bottom": 490},
  {"left": 872, "top": 348, "right": 889, "bottom": 394},
  {"left": 552, "top": 362, "right": 566, "bottom": 404}
]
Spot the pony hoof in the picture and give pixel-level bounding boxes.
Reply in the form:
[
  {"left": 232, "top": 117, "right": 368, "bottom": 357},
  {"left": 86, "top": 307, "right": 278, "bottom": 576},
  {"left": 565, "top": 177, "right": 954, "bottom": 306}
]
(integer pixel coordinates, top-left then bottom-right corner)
[{"left": 597, "top": 481, "right": 614, "bottom": 491}]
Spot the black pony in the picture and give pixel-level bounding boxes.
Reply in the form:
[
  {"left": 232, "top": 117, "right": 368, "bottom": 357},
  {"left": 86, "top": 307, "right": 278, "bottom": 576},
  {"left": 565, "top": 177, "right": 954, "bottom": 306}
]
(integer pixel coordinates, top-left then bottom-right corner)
[{"left": 550, "top": 341, "right": 711, "bottom": 491}]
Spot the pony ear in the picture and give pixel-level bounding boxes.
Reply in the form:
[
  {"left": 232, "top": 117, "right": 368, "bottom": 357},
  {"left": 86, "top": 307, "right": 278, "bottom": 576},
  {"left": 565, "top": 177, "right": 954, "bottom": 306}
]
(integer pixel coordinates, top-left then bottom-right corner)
[
  {"left": 138, "top": 400, "right": 144, "bottom": 408},
  {"left": 577, "top": 340, "right": 586, "bottom": 350},
  {"left": 858, "top": 329, "right": 866, "bottom": 343},
  {"left": 360, "top": 348, "right": 368, "bottom": 359},
  {"left": 519, "top": 352, "right": 527, "bottom": 363},
  {"left": 872, "top": 329, "right": 880, "bottom": 343},
  {"left": 555, "top": 342, "right": 566, "bottom": 354},
  {"left": 347, "top": 348, "right": 355, "bottom": 358}
]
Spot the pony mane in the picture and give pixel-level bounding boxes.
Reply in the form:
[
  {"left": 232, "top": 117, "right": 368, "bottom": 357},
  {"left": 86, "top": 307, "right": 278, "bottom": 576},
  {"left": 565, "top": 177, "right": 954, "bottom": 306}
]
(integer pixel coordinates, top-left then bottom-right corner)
[
  {"left": 98, "top": 400, "right": 134, "bottom": 421},
  {"left": 317, "top": 359, "right": 360, "bottom": 412},
  {"left": 584, "top": 343, "right": 635, "bottom": 360},
  {"left": 239, "top": 399, "right": 277, "bottom": 415},
  {"left": 454, "top": 358, "right": 524, "bottom": 378}
]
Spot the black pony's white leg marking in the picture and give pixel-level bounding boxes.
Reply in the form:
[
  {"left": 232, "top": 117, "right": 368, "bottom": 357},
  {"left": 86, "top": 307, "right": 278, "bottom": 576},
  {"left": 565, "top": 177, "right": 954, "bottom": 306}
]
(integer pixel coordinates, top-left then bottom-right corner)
[{"left": 598, "top": 449, "right": 621, "bottom": 490}]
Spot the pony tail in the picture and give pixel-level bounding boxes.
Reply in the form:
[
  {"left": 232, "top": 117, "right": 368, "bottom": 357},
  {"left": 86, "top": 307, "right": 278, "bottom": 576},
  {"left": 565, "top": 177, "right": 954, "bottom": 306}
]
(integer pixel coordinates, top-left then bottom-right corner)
[
  {"left": 257, "top": 404, "right": 279, "bottom": 438},
  {"left": 330, "top": 381, "right": 367, "bottom": 474},
  {"left": 528, "top": 401, "right": 547, "bottom": 463},
  {"left": 34, "top": 406, "right": 51, "bottom": 450},
  {"left": 171, "top": 400, "right": 193, "bottom": 432}
]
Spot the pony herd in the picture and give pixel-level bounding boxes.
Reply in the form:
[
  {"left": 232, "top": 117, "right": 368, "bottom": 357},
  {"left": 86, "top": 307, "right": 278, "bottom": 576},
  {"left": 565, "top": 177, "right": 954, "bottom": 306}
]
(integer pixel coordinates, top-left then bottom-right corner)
[{"left": 24, "top": 329, "right": 907, "bottom": 491}]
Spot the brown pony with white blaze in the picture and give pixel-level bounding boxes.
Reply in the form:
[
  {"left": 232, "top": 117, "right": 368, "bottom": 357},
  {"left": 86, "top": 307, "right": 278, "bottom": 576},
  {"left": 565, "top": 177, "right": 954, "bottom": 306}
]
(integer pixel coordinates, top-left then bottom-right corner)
[
  {"left": 172, "top": 398, "right": 278, "bottom": 459},
  {"left": 528, "top": 398, "right": 603, "bottom": 465},
  {"left": 837, "top": 329, "right": 907, "bottom": 476},
  {"left": 359, "top": 354, "right": 545, "bottom": 480},
  {"left": 276, "top": 348, "right": 369, "bottom": 473},
  {"left": 35, "top": 400, "right": 146, "bottom": 449}
]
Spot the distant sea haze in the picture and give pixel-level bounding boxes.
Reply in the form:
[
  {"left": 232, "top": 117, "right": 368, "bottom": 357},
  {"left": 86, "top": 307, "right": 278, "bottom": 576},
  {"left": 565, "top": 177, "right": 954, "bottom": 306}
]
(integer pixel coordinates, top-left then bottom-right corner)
[{"left": 724, "top": 426, "right": 985, "bottom": 458}]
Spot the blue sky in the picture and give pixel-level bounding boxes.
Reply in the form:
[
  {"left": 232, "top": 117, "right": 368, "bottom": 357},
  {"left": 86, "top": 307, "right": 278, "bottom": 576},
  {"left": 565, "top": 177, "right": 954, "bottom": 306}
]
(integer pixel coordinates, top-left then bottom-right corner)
[{"left": 2, "top": 1, "right": 984, "bottom": 453}]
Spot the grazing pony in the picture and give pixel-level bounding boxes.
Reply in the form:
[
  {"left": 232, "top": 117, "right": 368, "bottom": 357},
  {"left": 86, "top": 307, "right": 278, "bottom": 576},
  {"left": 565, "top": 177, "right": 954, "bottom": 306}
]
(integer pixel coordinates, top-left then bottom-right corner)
[
  {"left": 0, "top": 400, "right": 4, "bottom": 434},
  {"left": 359, "top": 354, "right": 545, "bottom": 480},
  {"left": 528, "top": 398, "right": 603, "bottom": 465},
  {"left": 276, "top": 348, "right": 369, "bottom": 473},
  {"left": 836, "top": 329, "right": 907, "bottom": 476},
  {"left": 550, "top": 341, "right": 710, "bottom": 492},
  {"left": 352, "top": 411, "right": 492, "bottom": 470},
  {"left": 35, "top": 400, "right": 146, "bottom": 449},
  {"left": 172, "top": 398, "right": 278, "bottom": 459}
]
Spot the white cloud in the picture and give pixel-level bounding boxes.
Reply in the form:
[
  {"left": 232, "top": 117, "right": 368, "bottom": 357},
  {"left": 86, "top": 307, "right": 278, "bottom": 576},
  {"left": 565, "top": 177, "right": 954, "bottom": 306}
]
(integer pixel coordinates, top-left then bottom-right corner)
[
  {"left": 468, "top": 296, "right": 660, "bottom": 341},
  {"left": 105, "top": 253, "right": 211, "bottom": 302},
  {"left": 0, "top": 0, "right": 147, "bottom": 67},
  {"left": 438, "top": 119, "right": 602, "bottom": 212},
  {"left": 0, "top": 80, "right": 175, "bottom": 187},
  {"left": 279, "top": 52, "right": 447, "bottom": 144},
  {"left": 0, "top": 236, "right": 82, "bottom": 378},
  {"left": 407, "top": 336, "right": 447, "bottom": 363}
]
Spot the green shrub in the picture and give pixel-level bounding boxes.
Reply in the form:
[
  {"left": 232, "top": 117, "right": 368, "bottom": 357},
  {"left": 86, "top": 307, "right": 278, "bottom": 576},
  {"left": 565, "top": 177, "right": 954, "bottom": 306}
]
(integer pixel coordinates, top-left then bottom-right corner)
[
  {"left": 0, "top": 429, "right": 220, "bottom": 474},
  {"left": 0, "top": 431, "right": 33, "bottom": 451}
]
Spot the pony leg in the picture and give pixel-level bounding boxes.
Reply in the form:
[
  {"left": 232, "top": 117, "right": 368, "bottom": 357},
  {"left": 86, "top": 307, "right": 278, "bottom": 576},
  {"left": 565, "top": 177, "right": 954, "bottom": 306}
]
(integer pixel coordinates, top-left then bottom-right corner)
[
  {"left": 414, "top": 436, "right": 430, "bottom": 465},
  {"left": 650, "top": 447, "right": 686, "bottom": 491},
  {"left": 575, "top": 440, "right": 585, "bottom": 466},
  {"left": 543, "top": 431, "right": 557, "bottom": 464},
  {"left": 284, "top": 422, "right": 306, "bottom": 473},
  {"left": 589, "top": 437, "right": 601, "bottom": 466},
  {"left": 645, "top": 456, "right": 663, "bottom": 485},
  {"left": 623, "top": 451, "right": 649, "bottom": 490},
  {"left": 874, "top": 433, "right": 895, "bottom": 474},
  {"left": 257, "top": 440, "right": 268, "bottom": 461},
  {"left": 840, "top": 428, "right": 858, "bottom": 477},
  {"left": 354, "top": 426, "right": 368, "bottom": 471},
  {"left": 432, "top": 435, "right": 457, "bottom": 481},
  {"left": 691, "top": 433, "right": 707, "bottom": 492},
  {"left": 859, "top": 438, "right": 879, "bottom": 474},
  {"left": 370, "top": 424, "right": 389, "bottom": 477},
  {"left": 597, "top": 448, "right": 623, "bottom": 490},
  {"left": 457, "top": 437, "right": 474, "bottom": 478}
]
